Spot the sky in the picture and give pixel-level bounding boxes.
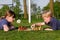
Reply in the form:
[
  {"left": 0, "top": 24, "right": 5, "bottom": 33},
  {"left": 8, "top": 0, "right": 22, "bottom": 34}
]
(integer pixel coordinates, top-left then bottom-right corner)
[
  {"left": 20, "top": 0, "right": 56, "bottom": 10},
  {"left": 32, "top": 0, "right": 49, "bottom": 9},
  {"left": 0, "top": 0, "right": 56, "bottom": 9},
  {"left": 20, "top": 0, "right": 49, "bottom": 9},
  {"left": 31, "top": 0, "right": 56, "bottom": 9},
  {"left": 0, "top": 0, "right": 12, "bottom": 8},
  {"left": 0, "top": 0, "right": 12, "bottom": 4}
]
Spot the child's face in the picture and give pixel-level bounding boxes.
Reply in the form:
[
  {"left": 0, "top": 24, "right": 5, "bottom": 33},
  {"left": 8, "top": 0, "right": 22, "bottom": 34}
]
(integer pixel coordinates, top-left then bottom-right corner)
[
  {"left": 6, "top": 16, "right": 15, "bottom": 22},
  {"left": 42, "top": 16, "right": 51, "bottom": 23}
]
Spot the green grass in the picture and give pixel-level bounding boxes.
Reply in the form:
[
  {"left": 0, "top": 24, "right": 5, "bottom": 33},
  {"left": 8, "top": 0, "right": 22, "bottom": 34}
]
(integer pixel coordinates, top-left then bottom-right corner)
[
  {"left": 0, "top": 18, "right": 60, "bottom": 40},
  {"left": 0, "top": 30, "right": 60, "bottom": 40}
]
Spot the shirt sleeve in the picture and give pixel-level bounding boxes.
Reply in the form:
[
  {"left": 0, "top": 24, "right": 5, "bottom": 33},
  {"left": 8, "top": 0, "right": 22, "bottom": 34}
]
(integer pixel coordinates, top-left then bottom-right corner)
[{"left": 1, "top": 20, "right": 8, "bottom": 26}]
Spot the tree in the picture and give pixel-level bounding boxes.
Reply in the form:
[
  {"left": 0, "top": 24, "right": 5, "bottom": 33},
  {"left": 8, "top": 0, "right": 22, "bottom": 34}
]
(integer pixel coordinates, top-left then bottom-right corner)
[
  {"left": 23, "top": 0, "right": 28, "bottom": 19},
  {"left": 37, "top": 6, "right": 41, "bottom": 14},
  {"left": 13, "top": 0, "right": 22, "bottom": 19},
  {"left": 50, "top": 0, "right": 54, "bottom": 16},
  {"left": 31, "top": 1, "right": 41, "bottom": 19},
  {"left": 43, "top": 1, "right": 60, "bottom": 19},
  {"left": 31, "top": 2, "right": 37, "bottom": 15},
  {"left": 54, "top": 1, "right": 60, "bottom": 19},
  {"left": 56, "top": 0, "right": 60, "bottom": 2},
  {"left": 0, "top": 5, "right": 10, "bottom": 17},
  {"left": 43, "top": 0, "right": 54, "bottom": 15},
  {"left": 42, "top": 3, "right": 49, "bottom": 11}
]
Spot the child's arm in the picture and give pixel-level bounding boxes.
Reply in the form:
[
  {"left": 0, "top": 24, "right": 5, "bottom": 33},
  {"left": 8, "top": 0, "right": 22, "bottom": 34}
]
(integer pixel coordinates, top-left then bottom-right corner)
[
  {"left": 44, "top": 28, "right": 53, "bottom": 31},
  {"left": 9, "top": 23, "right": 15, "bottom": 30},
  {"left": 35, "top": 22, "right": 45, "bottom": 26},
  {"left": 31, "top": 22, "right": 45, "bottom": 26},
  {"left": 31, "top": 22, "right": 45, "bottom": 28},
  {"left": 3, "top": 25, "right": 9, "bottom": 32}
]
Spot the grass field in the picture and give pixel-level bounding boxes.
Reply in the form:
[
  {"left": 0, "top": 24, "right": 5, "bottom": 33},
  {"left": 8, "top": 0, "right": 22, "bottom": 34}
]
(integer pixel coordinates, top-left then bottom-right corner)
[
  {"left": 0, "top": 18, "right": 60, "bottom": 40},
  {"left": 0, "top": 30, "right": 60, "bottom": 40}
]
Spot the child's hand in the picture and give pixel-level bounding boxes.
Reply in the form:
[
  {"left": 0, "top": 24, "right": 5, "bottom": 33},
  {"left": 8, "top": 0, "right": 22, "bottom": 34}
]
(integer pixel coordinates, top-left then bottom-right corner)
[
  {"left": 44, "top": 28, "right": 53, "bottom": 31},
  {"left": 35, "top": 23, "right": 42, "bottom": 27},
  {"left": 35, "top": 22, "right": 45, "bottom": 26},
  {"left": 31, "top": 23, "right": 42, "bottom": 28},
  {"left": 31, "top": 24, "right": 36, "bottom": 28}
]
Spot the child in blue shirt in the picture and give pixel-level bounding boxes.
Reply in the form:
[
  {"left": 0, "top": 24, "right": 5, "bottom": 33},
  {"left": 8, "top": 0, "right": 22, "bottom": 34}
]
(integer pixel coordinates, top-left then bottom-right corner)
[
  {"left": 31, "top": 10, "right": 60, "bottom": 31},
  {"left": 0, "top": 10, "right": 15, "bottom": 31}
]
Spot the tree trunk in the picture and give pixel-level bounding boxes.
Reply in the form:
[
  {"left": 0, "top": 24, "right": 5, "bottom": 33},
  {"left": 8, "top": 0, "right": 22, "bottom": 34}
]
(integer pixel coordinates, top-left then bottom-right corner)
[
  {"left": 50, "top": 0, "right": 54, "bottom": 16},
  {"left": 23, "top": 0, "right": 28, "bottom": 19}
]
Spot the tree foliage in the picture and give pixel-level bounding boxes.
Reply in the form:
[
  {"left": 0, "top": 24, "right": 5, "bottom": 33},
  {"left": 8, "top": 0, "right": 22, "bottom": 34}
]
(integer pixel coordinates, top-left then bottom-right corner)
[
  {"left": 31, "top": 3, "right": 37, "bottom": 14},
  {"left": 31, "top": 3, "right": 41, "bottom": 15},
  {"left": 13, "top": 0, "right": 22, "bottom": 19},
  {"left": 54, "top": 1, "right": 60, "bottom": 19},
  {"left": 0, "top": 5, "right": 10, "bottom": 17},
  {"left": 37, "top": 6, "right": 41, "bottom": 14}
]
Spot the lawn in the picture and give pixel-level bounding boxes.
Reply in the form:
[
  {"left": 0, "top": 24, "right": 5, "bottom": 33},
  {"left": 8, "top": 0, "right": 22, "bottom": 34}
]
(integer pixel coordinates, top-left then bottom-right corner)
[
  {"left": 0, "top": 30, "right": 60, "bottom": 40},
  {"left": 0, "top": 18, "right": 60, "bottom": 40}
]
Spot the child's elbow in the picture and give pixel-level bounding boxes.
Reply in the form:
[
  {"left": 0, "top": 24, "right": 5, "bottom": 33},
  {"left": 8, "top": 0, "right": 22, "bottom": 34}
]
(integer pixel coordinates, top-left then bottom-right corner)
[{"left": 4, "top": 29, "right": 9, "bottom": 32}]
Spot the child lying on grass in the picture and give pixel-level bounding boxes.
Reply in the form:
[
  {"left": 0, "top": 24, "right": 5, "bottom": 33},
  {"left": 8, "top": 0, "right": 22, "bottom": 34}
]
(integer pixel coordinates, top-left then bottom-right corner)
[
  {"left": 0, "top": 10, "right": 16, "bottom": 32},
  {"left": 31, "top": 10, "right": 60, "bottom": 31}
]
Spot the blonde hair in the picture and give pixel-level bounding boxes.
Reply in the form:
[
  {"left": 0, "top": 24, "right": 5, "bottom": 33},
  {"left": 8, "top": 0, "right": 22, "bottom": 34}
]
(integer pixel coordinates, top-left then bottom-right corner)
[{"left": 42, "top": 10, "right": 52, "bottom": 17}]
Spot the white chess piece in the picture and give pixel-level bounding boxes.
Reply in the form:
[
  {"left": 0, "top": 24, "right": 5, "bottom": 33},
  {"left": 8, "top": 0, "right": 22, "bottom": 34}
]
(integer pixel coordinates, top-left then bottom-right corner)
[{"left": 17, "top": 19, "right": 21, "bottom": 23}]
